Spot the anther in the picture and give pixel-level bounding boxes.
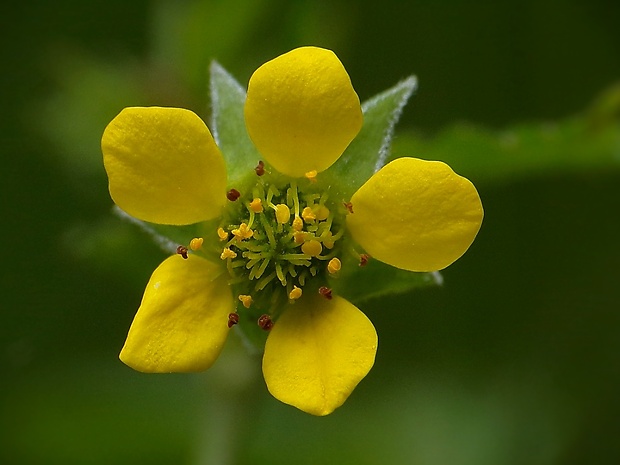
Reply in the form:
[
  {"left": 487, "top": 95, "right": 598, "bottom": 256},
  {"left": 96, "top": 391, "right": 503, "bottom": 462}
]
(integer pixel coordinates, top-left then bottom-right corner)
[
  {"left": 227, "top": 313, "right": 239, "bottom": 328},
  {"left": 189, "top": 237, "right": 204, "bottom": 251},
  {"left": 176, "top": 245, "right": 189, "bottom": 259},
  {"left": 327, "top": 257, "right": 342, "bottom": 274},
  {"left": 232, "top": 223, "right": 254, "bottom": 241},
  {"left": 289, "top": 286, "right": 302, "bottom": 300},
  {"left": 258, "top": 314, "right": 274, "bottom": 331},
  {"left": 255, "top": 160, "right": 265, "bottom": 176},
  {"left": 359, "top": 254, "right": 370, "bottom": 267},
  {"left": 315, "top": 205, "right": 330, "bottom": 221},
  {"left": 318, "top": 286, "right": 333, "bottom": 300},
  {"left": 292, "top": 216, "right": 303, "bottom": 231},
  {"left": 238, "top": 294, "right": 253, "bottom": 308},
  {"left": 217, "top": 227, "right": 229, "bottom": 241},
  {"left": 220, "top": 248, "right": 237, "bottom": 260},
  {"left": 249, "top": 198, "right": 263, "bottom": 213},
  {"left": 322, "top": 232, "right": 335, "bottom": 249},
  {"left": 274, "top": 204, "right": 290, "bottom": 224},
  {"left": 343, "top": 201, "right": 354, "bottom": 214},
  {"left": 301, "top": 240, "right": 322, "bottom": 257},
  {"left": 305, "top": 170, "right": 318, "bottom": 182},
  {"left": 227, "top": 189, "right": 241, "bottom": 201},
  {"left": 293, "top": 231, "right": 306, "bottom": 245},
  {"left": 301, "top": 207, "right": 316, "bottom": 222}
]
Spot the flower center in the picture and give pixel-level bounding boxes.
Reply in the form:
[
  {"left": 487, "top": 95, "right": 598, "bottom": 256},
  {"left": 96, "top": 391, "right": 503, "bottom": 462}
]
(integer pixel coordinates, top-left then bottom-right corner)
[{"left": 217, "top": 164, "right": 345, "bottom": 321}]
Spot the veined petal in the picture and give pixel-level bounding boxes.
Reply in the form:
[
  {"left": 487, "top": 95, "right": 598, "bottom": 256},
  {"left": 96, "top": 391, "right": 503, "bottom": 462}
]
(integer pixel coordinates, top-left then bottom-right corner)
[
  {"left": 262, "top": 294, "right": 377, "bottom": 416},
  {"left": 347, "top": 157, "right": 483, "bottom": 272},
  {"left": 102, "top": 107, "right": 227, "bottom": 225},
  {"left": 120, "top": 254, "right": 233, "bottom": 373},
  {"left": 245, "top": 47, "right": 363, "bottom": 178}
]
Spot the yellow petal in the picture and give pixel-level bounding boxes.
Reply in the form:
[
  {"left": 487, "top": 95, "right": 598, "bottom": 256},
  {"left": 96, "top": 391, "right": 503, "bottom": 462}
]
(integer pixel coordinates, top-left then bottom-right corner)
[
  {"left": 102, "top": 107, "right": 227, "bottom": 225},
  {"left": 347, "top": 157, "right": 483, "bottom": 272},
  {"left": 262, "top": 294, "right": 377, "bottom": 416},
  {"left": 120, "top": 254, "right": 233, "bottom": 372},
  {"left": 245, "top": 47, "right": 363, "bottom": 178}
]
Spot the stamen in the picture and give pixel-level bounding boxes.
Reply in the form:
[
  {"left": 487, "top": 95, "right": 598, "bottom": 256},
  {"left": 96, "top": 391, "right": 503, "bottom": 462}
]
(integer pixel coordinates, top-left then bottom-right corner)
[
  {"left": 301, "top": 207, "right": 316, "bottom": 222},
  {"left": 246, "top": 208, "right": 256, "bottom": 229},
  {"left": 289, "top": 286, "right": 302, "bottom": 300},
  {"left": 293, "top": 231, "right": 306, "bottom": 245},
  {"left": 220, "top": 248, "right": 237, "bottom": 260},
  {"left": 266, "top": 184, "right": 279, "bottom": 206},
  {"left": 258, "top": 314, "right": 274, "bottom": 331},
  {"left": 255, "top": 160, "right": 265, "bottom": 176},
  {"left": 301, "top": 240, "right": 322, "bottom": 257},
  {"left": 318, "top": 286, "right": 333, "bottom": 300},
  {"left": 321, "top": 231, "right": 335, "bottom": 249},
  {"left": 327, "top": 257, "right": 342, "bottom": 274},
  {"left": 343, "top": 201, "right": 354, "bottom": 214},
  {"left": 290, "top": 182, "right": 300, "bottom": 217},
  {"left": 238, "top": 294, "right": 253, "bottom": 308},
  {"left": 305, "top": 170, "right": 318, "bottom": 183},
  {"left": 274, "top": 204, "right": 291, "bottom": 224},
  {"left": 232, "top": 223, "right": 254, "bottom": 241},
  {"left": 315, "top": 205, "right": 330, "bottom": 221},
  {"left": 227, "top": 189, "right": 241, "bottom": 201},
  {"left": 189, "top": 237, "right": 204, "bottom": 251},
  {"left": 292, "top": 216, "right": 303, "bottom": 231},
  {"left": 176, "top": 245, "right": 189, "bottom": 259},
  {"left": 217, "top": 227, "right": 229, "bottom": 241},
  {"left": 249, "top": 198, "right": 263, "bottom": 213},
  {"left": 228, "top": 313, "right": 240, "bottom": 328}
]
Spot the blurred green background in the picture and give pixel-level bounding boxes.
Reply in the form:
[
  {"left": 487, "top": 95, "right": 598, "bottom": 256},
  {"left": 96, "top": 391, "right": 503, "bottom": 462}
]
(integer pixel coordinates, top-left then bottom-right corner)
[{"left": 2, "top": 0, "right": 620, "bottom": 464}]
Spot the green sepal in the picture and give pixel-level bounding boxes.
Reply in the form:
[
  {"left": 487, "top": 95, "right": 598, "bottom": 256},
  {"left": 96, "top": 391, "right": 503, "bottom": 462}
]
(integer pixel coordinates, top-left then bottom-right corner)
[
  {"left": 323, "top": 76, "right": 417, "bottom": 198},
  {"left": 113, "top": 206, "right": 221, "bottom": 261},
  {"left": 330, "top": 256, "right": 440, "bottom": 304},
  {"left": 209, "top": 61, "right": 262, "bottom": 191}
]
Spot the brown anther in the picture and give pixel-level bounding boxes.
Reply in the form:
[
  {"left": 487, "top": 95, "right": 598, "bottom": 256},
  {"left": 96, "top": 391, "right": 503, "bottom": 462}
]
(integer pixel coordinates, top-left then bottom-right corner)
[
  {"left": 318, "top": 286, "right": 333, "bottom": 300},
  {"left": 227, "top": 312, "right": 240, "bottom": 328},
  {"left": 176, "top": 245, "right": 189, "bottom": 259},
  {"left": 227, "top": 188, "right": 241, "bottom": 201},
  {"left": 258, "top": 314, "right": 274, "bottom": 331},
  {"left": 359, "top": 254, "right": 370, "bottom": 267},
  {"left": 343, "top": 201, "right": 354, "bottom": 214},
  {"left": 255, "top": 160, "right": 265, "bottom": 176}
]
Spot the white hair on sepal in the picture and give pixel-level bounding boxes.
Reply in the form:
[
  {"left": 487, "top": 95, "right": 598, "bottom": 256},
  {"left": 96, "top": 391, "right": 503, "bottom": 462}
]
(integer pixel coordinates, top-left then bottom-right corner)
[
  {"left": 362, "top": 76, "right": 417, "bottom": 173},
  {"left": 112, "top": 205, "right": 178, "bottom": 254},
  {"left": 431, "top": 271, "right": 444, "bottom": 286}
]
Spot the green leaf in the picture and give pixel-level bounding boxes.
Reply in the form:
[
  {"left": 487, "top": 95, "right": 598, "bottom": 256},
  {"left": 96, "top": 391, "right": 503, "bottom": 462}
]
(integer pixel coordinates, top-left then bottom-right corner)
[
  {"left": 323, "top": 76, "right": 417, "bottom": 197},
  {"left": 209, "top": 61, "right": 261, "bottom": 189},
  {"left": 330, "top": 257, "right": 441, "bottom": 304},
  {"left": 391, "top": 85, "right": 620, "bottom": 184}
]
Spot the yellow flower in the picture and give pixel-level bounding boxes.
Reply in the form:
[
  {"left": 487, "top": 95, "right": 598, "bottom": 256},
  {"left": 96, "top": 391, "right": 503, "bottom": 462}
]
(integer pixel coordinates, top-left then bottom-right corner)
[{"left": 101, "top": 46, "right": 483, "bottom": 416}]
